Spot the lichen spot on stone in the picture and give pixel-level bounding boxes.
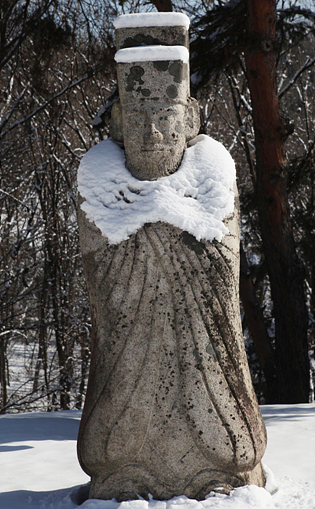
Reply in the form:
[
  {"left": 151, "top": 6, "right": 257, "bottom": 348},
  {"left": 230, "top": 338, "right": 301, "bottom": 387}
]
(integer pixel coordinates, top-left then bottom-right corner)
[
  {"left": 166, "top": 85, "right": 178, "bottom": 98},
  {"left": 123, "top": 34, "right": 160, "bottom": 48},
  {"left": 126, "top": 66, "right": 144, "bottom": 92},
  {"left": 168, "top": 61, "right": 184, "bottom": 83},
  {"left": 181, "top": 231, "right": 206, "bottom": 255},
  {"left": 153, "top": 61, "right": 169, "bottom": 72}
]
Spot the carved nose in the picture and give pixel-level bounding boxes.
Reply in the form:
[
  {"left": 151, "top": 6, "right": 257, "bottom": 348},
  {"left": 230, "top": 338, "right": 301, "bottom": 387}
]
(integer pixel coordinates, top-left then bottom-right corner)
[{"left": 144, "top": 123, "right": 163, "bottom": 145}]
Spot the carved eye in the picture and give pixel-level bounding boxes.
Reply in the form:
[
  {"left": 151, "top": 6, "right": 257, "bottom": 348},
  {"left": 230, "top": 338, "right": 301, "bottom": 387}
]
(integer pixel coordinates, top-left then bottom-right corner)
[{"left": 158, "top": 116, "right": 169, "bottom": 128}]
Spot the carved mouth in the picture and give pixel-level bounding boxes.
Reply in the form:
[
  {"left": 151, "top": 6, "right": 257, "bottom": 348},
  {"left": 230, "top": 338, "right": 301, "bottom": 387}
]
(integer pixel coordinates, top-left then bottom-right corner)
[{"left": 141, "top": 148, "right": 164, "bottom": 152}]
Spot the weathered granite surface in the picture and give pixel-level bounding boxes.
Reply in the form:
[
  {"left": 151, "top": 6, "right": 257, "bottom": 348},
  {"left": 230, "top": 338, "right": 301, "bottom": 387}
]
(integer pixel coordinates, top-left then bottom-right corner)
[
  {"left": 77, "top": 187, "right": 266, "bottom": 500},
  {"left": 115, "top": 26, "right": 188, "bottom": 51}
]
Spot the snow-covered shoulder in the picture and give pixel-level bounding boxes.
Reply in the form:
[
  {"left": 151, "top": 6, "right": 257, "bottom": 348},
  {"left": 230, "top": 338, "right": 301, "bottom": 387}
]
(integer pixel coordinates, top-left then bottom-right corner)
[
  {"left": 115, "top": 45, "right": 189, "bottom": 64},
  {"left": 113, "top": 12, "right": 190, "bottom": 29},
  {"left": 78, "top": 135, "right": 236, "bottom": 245}
]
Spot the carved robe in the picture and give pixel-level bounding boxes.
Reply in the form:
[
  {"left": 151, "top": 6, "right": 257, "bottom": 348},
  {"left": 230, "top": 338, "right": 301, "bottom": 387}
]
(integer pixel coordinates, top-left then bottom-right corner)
[{"left": 77, "top": 146, "right": 266, "bottom": 499}]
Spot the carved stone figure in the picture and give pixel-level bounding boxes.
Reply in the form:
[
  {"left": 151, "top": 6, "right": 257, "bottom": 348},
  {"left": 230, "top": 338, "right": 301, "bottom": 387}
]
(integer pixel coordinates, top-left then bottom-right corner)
[{"left": 77, "top": 13, "right": 267, "bottom": 502}]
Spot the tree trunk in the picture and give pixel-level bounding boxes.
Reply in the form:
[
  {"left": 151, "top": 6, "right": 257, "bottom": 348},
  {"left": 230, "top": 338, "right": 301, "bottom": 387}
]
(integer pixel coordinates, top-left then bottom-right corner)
[
  {"left": 150, "top": 0, "right": 173, "bottom": 12},
  {"left": 244, "top": 0, "right": 309, "bottom": 402}
]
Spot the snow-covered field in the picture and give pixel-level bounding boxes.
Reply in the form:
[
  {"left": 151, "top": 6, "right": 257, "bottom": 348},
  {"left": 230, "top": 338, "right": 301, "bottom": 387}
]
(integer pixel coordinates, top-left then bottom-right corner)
[{"left": 0, "top": 404, "right": 314, "bottom": 508}]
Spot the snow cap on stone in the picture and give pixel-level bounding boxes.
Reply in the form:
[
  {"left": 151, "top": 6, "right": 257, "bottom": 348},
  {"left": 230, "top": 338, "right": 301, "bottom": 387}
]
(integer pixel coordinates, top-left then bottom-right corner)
[
  {"left": 113, "top": 12, "right": 190, "bottom": 29},
  {"left": 115, "top": 45, "right": 189, "bottom": 64}
]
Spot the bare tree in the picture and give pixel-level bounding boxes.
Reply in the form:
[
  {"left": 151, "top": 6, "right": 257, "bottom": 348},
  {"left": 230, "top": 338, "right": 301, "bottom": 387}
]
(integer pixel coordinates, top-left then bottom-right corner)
[{"left": 0, "top": 0, "right": 115, "bottom": 412}]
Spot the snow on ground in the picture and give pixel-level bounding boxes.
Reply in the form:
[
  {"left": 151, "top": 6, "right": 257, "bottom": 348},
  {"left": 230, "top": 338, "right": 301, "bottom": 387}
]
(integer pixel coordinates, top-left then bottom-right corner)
[
  {"left": 0, "top": 405, "right": 314, "bottom": 509},
  {"left": 78, "top": 136, "right": 235, "bottom": 245}
]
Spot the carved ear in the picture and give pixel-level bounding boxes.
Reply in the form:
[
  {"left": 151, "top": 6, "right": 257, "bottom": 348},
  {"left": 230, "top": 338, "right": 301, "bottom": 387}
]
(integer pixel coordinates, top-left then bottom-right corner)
[
  {"left": 185, "top": 98, "right": 200, "bottom": 142},
  {"left": 110, "top": 101, "right": 124, "bottom": 143}
]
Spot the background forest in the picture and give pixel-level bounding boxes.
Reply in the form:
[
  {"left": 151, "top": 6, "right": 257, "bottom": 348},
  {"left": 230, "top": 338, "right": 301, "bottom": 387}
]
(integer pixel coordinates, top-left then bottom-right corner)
[{"left": 1, "top": 0, "right": 315, "bottom": 413}]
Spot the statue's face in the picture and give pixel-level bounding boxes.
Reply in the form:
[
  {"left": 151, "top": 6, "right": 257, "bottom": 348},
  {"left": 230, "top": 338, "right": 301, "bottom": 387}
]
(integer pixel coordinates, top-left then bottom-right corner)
[{"left": 122, "top": 102, "right": 186, "bottom": 181}]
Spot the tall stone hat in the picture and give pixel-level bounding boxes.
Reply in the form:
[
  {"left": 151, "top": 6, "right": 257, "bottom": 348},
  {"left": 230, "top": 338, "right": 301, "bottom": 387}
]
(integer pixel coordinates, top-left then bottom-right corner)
[
  {"left": 115, "top": 45, "right": 190, "bottom": 106},
  {"left": 113, "top": 13, "right": 192, "bottom": 107},
  {"left": 114, "top": 12, "right": 190, "bottom": 50}
]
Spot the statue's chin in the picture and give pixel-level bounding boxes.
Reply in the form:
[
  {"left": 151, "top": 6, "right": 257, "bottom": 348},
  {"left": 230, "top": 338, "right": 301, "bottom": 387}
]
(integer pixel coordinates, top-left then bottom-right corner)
[{"left": 125, "top": 149, "right": 184, "bottom": 181}]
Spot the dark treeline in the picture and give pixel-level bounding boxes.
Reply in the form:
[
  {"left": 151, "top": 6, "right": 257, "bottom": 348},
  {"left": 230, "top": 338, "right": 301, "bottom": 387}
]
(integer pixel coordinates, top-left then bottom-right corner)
[{"left": 0, "top": 0, "right": 314, "bottom": 412}]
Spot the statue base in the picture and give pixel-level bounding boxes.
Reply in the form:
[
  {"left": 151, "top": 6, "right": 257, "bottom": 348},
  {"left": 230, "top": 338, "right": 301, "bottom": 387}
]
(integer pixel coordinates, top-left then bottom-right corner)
[{"left": 89, "top": 462, "right": 265, "bottom": 501}]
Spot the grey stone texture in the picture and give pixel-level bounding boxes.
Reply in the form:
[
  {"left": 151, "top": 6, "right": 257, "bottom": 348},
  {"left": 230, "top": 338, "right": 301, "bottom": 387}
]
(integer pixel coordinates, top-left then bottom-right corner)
[
  {"left": 115, "top": 26, "right": 189, "bottom": 51},
  {"left": 77, "top": 188, "right": 267, "bottom": 501}
]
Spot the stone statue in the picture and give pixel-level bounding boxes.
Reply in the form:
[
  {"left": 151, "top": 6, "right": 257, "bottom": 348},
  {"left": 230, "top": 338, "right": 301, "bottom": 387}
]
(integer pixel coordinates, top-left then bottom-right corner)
[{"left": 77, "top": 12, "right": 267, "bottom": 502}]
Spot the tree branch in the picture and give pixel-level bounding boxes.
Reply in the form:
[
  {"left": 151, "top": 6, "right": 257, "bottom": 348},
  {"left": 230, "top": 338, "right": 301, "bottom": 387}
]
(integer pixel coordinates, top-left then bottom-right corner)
[
  {"left": 0, "top": 71, "right": 96, "bottom": 140},
  {"left": 279, "top": 56, "right": 315, "bottom": 99}
]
